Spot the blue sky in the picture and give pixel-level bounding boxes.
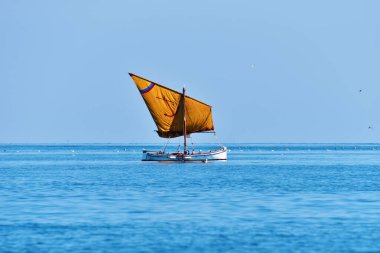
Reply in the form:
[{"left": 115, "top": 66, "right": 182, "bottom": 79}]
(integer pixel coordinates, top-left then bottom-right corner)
[{"left": 1, "top": 0, "right": 379, "bottom": 143}]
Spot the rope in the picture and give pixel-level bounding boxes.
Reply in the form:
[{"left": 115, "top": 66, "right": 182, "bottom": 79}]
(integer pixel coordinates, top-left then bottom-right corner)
[
  {"left": 214, "top": 132, "right": 224, "bottom": 148},
  {"left": 190, "top": 135, "right": 195, "bottom": 153},
  {"left": 177, "top": 138, "right": 181, "bottom": 152},
  {"left": 162, "top": 137, "right": 170, "bottom": 153}
]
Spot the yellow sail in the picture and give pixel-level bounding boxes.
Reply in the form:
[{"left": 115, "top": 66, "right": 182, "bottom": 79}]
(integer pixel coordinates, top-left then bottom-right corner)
[{"left": 129, "top": 73, "right": 214, "bottom": 138}]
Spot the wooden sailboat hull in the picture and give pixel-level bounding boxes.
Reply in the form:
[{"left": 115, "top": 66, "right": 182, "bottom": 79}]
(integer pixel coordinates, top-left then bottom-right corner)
[{"left": 142, "top": 147, "right": 227, "bottom": 162}]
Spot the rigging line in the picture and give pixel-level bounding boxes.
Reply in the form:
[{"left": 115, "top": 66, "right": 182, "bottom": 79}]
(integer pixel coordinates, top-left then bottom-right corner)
[
  {"left": 162, "top": 137, "right": 170, "bottom": 153},
  {"left": 177, "top": 138, "right": 181, "bottom": 152},
  {"left": 190, "top": 135, "right": 195, "bottom": 153},
  {"left": 214, "top": 132, "right": 224, "bottom": 148}
]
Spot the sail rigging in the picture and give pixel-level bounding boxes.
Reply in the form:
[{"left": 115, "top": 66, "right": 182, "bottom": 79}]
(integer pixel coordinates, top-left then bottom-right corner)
[{"left": 129, "top": 73, "right": 214, "bottom": 138}]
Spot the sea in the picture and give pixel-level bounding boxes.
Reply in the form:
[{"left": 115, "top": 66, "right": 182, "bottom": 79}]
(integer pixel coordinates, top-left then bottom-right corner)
[{"left": 1, "top": 143, "right": 380, "bottom": 253}]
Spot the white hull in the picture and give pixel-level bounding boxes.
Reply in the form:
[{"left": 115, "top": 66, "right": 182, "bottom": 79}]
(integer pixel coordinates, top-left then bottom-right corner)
[{"left": 142, "top": 147, "right": 227, "bottom": 162}]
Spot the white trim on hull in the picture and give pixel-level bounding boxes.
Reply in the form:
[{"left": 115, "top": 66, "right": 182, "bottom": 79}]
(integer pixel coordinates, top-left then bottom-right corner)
[{"left": 142, "top": 147, "right": 227, "bottom": 162}]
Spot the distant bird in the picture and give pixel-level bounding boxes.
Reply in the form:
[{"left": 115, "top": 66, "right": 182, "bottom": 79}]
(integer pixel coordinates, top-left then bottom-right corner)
[
  {"left": 359, "top": 89, "right": 363, "bottom": 93},
  {"left": 368, "top": 126, "right": 374, "bottom": 130}
]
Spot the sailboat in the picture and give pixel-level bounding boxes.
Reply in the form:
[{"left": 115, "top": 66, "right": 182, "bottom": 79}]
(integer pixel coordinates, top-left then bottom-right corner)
[{"left": 129, "top": 73, "right": 227, "bottom": 162}]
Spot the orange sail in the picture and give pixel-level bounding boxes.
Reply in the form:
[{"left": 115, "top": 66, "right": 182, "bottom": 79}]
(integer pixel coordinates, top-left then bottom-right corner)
[{"left": 129, "top": 73, "right": 214, "bottom": 138}]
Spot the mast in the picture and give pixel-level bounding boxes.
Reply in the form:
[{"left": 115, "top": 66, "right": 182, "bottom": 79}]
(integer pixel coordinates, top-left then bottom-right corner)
[{"left": 183, "top": 86, "right": 187, "bottom": 154}]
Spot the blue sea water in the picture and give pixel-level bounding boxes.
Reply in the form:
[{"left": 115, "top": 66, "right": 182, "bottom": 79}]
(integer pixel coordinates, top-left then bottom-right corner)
[{"left": 1, "top": 143, "right": 380, "bottom": 253}]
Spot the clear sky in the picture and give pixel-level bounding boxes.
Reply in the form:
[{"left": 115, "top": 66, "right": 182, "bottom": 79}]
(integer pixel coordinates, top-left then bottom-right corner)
[{"left": 1, "top": 0, "right": 380, "bottom": 143}]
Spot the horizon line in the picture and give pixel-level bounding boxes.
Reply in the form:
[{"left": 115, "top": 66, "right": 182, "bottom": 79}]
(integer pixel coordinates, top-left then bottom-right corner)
[{"left": 1, "top": 142, "right": 380, "bottom": 145}]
